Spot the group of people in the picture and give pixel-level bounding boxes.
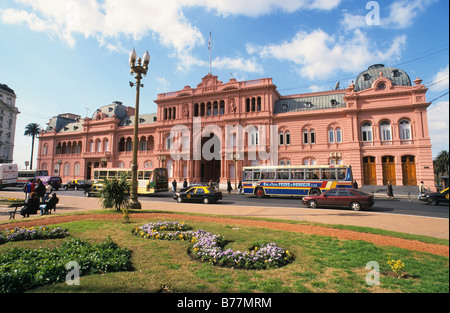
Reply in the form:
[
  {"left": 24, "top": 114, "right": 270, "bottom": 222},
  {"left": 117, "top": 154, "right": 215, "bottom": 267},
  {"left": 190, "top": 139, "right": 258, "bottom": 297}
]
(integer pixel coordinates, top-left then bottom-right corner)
[
  {"left": 20, "top": 179, "right": 58, "bottom": 217},
  {"left": 386, "top": 180, "right": 427, "bottom": 200},
  {"left": 171, "top": 178, "right": 244, "bottom": 195}
]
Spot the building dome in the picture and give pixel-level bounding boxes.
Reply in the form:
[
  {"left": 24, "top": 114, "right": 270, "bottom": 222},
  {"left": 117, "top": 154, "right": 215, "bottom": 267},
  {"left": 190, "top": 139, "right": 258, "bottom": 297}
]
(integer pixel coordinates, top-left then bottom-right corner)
[{"left": 354, "top": 64, "right": 411, "bottom": 92}]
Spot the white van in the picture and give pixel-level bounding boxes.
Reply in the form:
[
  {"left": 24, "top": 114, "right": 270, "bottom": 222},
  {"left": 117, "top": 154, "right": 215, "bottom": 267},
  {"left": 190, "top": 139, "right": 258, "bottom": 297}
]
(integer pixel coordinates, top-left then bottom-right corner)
[{"left": 0, "top": 163, "right": 18, "bottom": 189}]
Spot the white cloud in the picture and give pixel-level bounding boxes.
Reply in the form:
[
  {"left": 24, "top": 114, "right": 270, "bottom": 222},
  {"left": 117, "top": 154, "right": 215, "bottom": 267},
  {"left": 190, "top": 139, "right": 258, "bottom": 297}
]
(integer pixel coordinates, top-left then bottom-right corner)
[
  {"left": 427, "top": 100, "right": 449, "bottom": 157},
  {"left": 341, "top": 0, "right": 438, "bottom": 30},
  {"left": 212, "top": 57, "right": 263, "bottom": 74},
  {"left": 247, "top": 28, "right": 406, "bottom": 80},
  {"left": 429, "top": 65, "right": 450, "bottom": 93},
  {"left": 181, "top": 0, "right": 341, "bottom": 17}
]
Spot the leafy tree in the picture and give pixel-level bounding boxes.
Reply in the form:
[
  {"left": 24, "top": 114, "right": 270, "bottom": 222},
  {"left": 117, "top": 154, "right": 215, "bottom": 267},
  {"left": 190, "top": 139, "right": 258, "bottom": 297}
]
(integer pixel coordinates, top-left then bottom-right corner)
[
  {"left": 434, "top": 150, "right": 449, "bottom": 189},
  {"left": 24, "top": 123, "right": 41, "bottom": 170}
]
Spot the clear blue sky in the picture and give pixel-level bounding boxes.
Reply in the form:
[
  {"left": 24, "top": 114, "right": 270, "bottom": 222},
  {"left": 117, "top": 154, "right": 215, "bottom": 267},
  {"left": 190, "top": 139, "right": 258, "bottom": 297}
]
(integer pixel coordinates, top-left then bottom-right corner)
[{"left": 0, "top": 0, "right": 448, "bottom": 169}]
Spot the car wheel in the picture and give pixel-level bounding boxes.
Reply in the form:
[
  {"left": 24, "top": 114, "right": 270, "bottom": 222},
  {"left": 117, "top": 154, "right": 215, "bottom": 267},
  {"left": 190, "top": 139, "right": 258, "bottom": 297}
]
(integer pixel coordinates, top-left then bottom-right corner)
[
  {"left": 177, "top": 196, "right": 183, "bottom": 203},
  {"left": 255, "top": 188, "right": 265, "bottom": 198},
  {"left": 75, "top": 186, "right": 78, "bottom": 191},
  {"left": 350, "top": 202, "right": 361, "bottom": 211},
  {"left": 308, "top": 200, "right": 318, "bottom": 208},
  {"left": 203, "top": 197, "right": 210, "bottom": 204},
  {"left": 64, "top": 186, "right": 68, "bottom": 190},
  {"left": 427, "top": 197, "right": 438, "bottom": 205},
  {"left": 85, "top": 192, "right": 90, "bottom": 197}
]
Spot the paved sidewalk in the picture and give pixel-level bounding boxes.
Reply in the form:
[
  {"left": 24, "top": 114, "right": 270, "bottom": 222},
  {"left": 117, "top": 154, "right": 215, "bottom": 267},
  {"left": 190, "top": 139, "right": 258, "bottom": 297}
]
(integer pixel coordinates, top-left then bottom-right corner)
[{"left": 0, "top": 192, "right": 448, "bottom": 240}]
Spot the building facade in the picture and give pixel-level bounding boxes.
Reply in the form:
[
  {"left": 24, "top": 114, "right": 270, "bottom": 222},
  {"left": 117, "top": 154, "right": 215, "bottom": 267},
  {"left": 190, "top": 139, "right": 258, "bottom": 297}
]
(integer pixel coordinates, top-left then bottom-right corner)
[
  {"left": 0, "top": 84, "right": 20, "bottom": 164},
  {"left": 37, "top": 64, "right": 435, "bottom": 189}
]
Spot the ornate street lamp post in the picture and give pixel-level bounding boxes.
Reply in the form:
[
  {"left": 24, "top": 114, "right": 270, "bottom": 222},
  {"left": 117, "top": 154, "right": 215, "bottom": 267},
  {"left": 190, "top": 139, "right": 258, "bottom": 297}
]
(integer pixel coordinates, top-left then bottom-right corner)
[{"left": 129, "top": 48, "right": 150, "bottom": 210}]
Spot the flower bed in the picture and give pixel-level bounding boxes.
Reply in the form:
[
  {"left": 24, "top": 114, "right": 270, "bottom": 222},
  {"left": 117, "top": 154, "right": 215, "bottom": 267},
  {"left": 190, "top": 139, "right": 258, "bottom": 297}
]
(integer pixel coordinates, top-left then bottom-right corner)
[
  {"left": 132, "top": 221, "right": 294, "bottom": 269},
  {"left": 0, "top": 226, "right": 69, "bottom": 244}
]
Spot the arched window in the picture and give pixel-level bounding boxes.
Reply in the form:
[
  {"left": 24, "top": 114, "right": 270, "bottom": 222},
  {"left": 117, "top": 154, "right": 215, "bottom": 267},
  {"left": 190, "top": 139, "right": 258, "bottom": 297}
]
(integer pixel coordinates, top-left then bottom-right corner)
[
  {"left": 139, "top": 136, "right": 147, "bottom": 151},
  {"left": 361, "top": 122, "right": 373, "bottom": 142},
  {"left": 74, "top": 163, "right": 81, "bottom": 176},
  {"left": 64, "top": 163, "right": 70, "bottom": 176},
  {"left": 399, "top": 119, "right": 412, "bottom": 140},
  {"left": 126, "top": 137, "right": 132, "bottom": 151},
  {"left": 303, "top": 129, "right": 309, "bottom": 144},
  {"left": 89, "top": 140, "right": 94, "bottom": 152},
  {"left": 380, "top": 120, "right": 392, "bottom": 141},
  {"left": 104, "top": 139, "right": 109, "bottom": 152},
  {"left": 310, "top": 129, "right": 315, "bottom": 144},
  {"left": 148, "top": 136, "right": 155, "bottom": 150},
  {"left": 328, "top": 128, "right": 335, "bottom": 143},
  {"left": 118, "top": 138, "right": 125, "bottom": 152},
  {"left": 279, "top": 131, "right": 284, "bottom": 145},
  {"left": 96, "top": 139, "right": 102, "bottom": 152},
  {"left": 285, "top": 131, "right": 291, "bottom": 145}
]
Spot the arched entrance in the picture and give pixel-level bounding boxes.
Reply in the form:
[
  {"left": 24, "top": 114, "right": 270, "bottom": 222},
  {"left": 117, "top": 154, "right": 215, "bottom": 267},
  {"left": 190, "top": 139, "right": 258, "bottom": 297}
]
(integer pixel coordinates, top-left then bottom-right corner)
[
  {"left": 402, "top": 155, "right": 417, "bottom": 186},
  {"left": 363, "top": 156, "right": 377, "bottom": 185},
  {"left": 201, "top": 133, "right": 221, "bottom": 183},
  {"left": 382, "top": 155, "right": 396, "bottom": 185}
]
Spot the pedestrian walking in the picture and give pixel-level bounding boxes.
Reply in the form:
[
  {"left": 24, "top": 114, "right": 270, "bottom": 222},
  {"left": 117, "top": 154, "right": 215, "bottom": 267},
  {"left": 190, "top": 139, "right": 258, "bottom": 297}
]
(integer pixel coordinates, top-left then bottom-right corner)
[
  {"left": 352, "top": 180, "right": 358, "bottom": 189},
  {"left": 183, "top": 178, "right": 188, "bottom": 189},
  {"left": 237, "top": 181, "right": 242, "bottom": 195},
  {"left": 35, "top": 179, "right": 46, "bottom": 203},
  {"left": 227, "top": 179, "right": 232, "bottom": 194},
  {"left": 387, "top": 181, "right": 394, "bottom": 199},
  {"left": 172, "top": 179, "right": 177, "bottom": 193},
  {"left": 418, "top": 181, "right": 425, "bottom": 199},
  {"left": 44, "top": 182, "right": 53, "bottom": 202}
]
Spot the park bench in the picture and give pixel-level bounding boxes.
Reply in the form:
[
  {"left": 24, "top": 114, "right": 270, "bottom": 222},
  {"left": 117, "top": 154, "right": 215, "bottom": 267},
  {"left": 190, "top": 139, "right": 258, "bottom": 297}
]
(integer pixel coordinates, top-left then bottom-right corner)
[
  {"left": 6, "top": 199, "right": 58, "bottom": 220},
  {"left": 6, "top": 202, "right": 25, "bottom": 220}
]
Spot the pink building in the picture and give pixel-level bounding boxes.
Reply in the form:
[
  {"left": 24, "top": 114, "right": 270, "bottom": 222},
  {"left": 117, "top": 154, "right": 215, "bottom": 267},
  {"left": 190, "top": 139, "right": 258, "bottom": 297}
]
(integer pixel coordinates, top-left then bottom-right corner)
[{"left": 37, "top": 64, "right": 435, "bottom": 190}]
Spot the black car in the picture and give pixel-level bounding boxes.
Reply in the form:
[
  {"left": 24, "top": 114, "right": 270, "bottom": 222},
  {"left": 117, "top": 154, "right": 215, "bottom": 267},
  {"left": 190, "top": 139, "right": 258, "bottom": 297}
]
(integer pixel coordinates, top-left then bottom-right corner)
[
  {"left": 420, "top": 187, "right": 449, "bottom": 205},
  {"left": 173, "top": 186, "right": 222, "bottom": 204},
  {"left": 63, "top": 179, "right": 92, "bottom": 190}
]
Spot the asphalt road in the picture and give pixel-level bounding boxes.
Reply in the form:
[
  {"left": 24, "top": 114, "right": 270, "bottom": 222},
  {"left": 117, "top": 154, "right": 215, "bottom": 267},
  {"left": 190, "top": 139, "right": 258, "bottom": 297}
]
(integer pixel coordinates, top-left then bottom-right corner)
[{"left": 3, "top": 187, "right": 448, "bottom": 219}]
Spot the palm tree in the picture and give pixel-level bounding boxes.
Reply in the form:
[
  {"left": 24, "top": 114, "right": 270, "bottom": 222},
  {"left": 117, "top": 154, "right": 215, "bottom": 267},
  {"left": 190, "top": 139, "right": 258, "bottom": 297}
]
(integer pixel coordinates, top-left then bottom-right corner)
[{"left": 24, "top": 123, "right": 42, "bottom": 170}]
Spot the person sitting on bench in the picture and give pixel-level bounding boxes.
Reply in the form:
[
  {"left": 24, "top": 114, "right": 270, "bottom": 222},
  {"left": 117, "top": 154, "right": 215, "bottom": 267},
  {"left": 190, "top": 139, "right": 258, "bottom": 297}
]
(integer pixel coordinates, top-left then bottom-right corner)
[
  {"left": 40, "top": 193, "right": 59, "bottom": 215},
  {"left": 20, "top": 192, "right": 40, "bottom": 218}
]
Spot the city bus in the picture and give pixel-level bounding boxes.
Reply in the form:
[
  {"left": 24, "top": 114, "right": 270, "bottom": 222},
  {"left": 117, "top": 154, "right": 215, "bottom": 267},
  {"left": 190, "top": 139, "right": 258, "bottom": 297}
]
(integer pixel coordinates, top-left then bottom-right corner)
[
  {"left": 0, "top": 164, "right": 18, "bottom": 189},
  {"left": 17, "top": 169, "right": 48, "bottom": 187},
  {"left": 92, "top": 168, "right": 169, "bottom": 194},
  {"left": 242, "top": 165, "right": 353, "bottom": 197}
]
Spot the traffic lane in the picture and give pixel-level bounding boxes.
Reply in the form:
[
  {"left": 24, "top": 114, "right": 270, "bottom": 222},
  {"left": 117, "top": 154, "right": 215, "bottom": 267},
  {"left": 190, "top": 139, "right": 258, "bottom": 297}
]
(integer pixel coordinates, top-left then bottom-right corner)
[
  {"left": 139, "top": 192, "right": 448, "bottom": 219},
  {"left": 2, "top": 188, "right": 448, "bottom": 219}
]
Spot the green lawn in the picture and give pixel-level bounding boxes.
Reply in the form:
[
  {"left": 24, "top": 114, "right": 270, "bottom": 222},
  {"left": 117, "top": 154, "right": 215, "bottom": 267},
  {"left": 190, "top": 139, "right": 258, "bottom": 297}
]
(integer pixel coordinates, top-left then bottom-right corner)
[{"left": 0, "top": 213, "right": 448, "bottom": 293}]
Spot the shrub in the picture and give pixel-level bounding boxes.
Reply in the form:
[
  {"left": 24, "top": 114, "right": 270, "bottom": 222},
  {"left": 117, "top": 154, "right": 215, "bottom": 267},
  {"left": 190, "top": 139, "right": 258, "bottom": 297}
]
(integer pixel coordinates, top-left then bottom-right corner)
[{"left": 0, "top": 238, "right": 133, "bottom": 293}]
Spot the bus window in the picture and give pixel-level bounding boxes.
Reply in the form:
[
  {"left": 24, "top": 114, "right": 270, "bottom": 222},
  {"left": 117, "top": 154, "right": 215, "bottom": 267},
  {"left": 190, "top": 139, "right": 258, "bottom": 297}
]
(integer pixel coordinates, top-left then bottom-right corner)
[
  {"left": 99, "top": 171, "right": 108, "bottom": 180},
  {"left": 276, "top": 170, "right": 289, "bottom": 180},
  {"left": 261, "top": 169, "right": 275, "bottom": 180},
  {"left": 291, "top": 169, "right": 304, "bottom": 180},
  {"left": 322, "top": 169, "right": 336, "bottom": 180},
  {"left": 138, "top": 171, "right": 144, "bottom": 180},
  {"left": 253, "top": 171, "right": 260, "bottom": 181},
  {"left": 144, "top": 171, "right": 152, "bottom": 180},
  {"left": 305, "top": 169, "right": 319, "bottom": 180},
  {"left": 243, "top": 170, "right": 253, "bottom": 182},
  {"left": 108, "top": 171, "right": 117, "bottom": 179},
  {"left": 337, "top": 169, "right": 347, "bottom": 180}
]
